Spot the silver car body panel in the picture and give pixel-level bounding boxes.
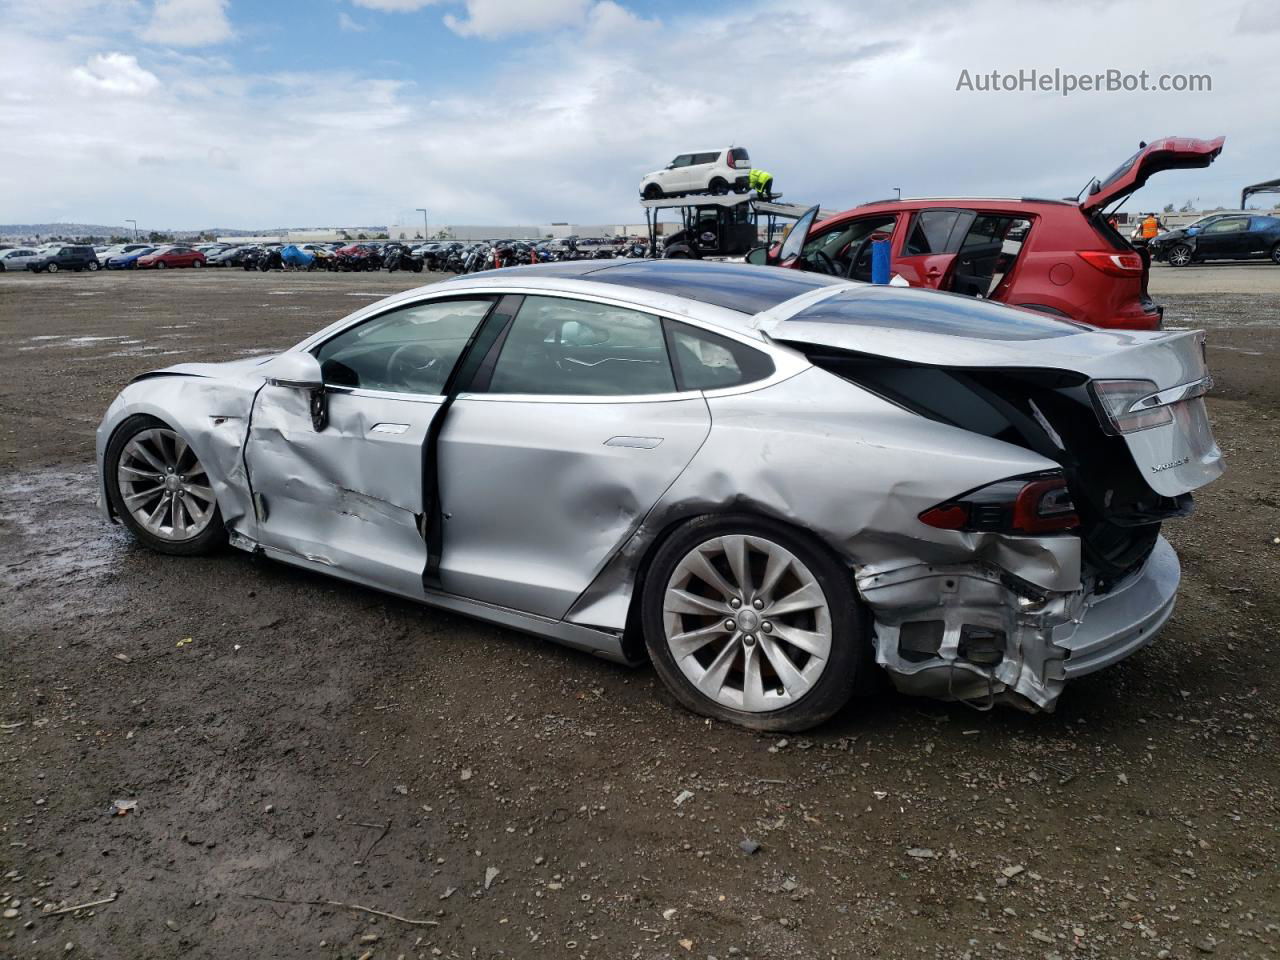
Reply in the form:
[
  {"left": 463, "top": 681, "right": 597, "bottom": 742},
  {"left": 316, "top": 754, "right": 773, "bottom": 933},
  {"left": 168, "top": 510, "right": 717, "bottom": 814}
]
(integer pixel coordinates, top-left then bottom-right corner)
[
  {"left": 757, "top": 284, "right": 1224, "bottom": 498},
  {"left": 94, "top": 265, "right": 1223, "bottom": 713},
  {"left": 245, "top": 383, "right": 441, "bottom": 600},
  {"left": 437, "top": 394, "right": 712, "bottom": 619}
]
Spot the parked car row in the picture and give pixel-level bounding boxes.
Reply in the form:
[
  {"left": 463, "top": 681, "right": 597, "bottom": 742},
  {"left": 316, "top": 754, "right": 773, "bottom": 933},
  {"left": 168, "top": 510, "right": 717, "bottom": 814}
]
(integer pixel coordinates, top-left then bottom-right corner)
[{"left": 0, "top": 236, "right": 659, "bottom": 276}]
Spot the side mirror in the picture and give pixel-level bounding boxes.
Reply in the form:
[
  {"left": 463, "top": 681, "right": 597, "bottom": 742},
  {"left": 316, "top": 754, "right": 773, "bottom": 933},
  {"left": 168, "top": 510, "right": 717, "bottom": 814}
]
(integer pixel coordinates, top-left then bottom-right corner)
[
  {"left": 265, "top": 352, "right": 323, "bottom": 390},
  {"left": 665, "top": 163, "right": 675, "bottom": 170}
]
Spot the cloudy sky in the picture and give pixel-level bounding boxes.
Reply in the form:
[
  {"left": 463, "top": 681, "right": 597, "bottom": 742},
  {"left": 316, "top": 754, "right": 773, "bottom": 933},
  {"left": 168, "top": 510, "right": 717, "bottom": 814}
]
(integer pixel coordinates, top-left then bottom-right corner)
[{"left": 1, "top": 0, "right": 1277, "bottom": 230}]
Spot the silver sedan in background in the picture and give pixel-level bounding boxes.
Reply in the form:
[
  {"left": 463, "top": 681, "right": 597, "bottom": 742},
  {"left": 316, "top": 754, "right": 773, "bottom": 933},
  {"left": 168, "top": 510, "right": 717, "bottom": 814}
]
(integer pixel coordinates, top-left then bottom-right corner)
[
  {"left": 0, "top": 247, "right": 43, "bottom": 271},
  {"left": 95, "top": 260, "right": 1222, "bottom": 731}
]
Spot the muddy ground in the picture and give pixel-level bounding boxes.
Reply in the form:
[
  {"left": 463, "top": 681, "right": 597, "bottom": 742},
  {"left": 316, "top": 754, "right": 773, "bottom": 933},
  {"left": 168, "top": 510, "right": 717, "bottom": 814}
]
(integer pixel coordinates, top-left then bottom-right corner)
[{"left": 0, "top": 265, "right": 1277, "bottom": 960}]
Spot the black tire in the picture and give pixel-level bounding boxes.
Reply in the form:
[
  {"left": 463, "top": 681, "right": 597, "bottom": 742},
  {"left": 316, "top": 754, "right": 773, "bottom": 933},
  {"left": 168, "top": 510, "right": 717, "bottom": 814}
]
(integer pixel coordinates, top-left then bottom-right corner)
[
  {"left": 87, "top": 260, "right": 100, "bottom": 271},
  {"left": 105, "top": 414, "right": 225, "bottom": 556},
  {"left": 1167, "top": 243, "right": 1193, "bottom": 267},
  {"left": 643, "top": 183, "right": 663, "bottom": 200},
  {"left": 640, "top": 514, "right": 871, "bottom": 732},
  {"left": 47, "top": 263, "right": 58, "bottom": 274},
  {"left": 1271, "top": 243, "right": 1280, "bottom": 265},
  {"left": 156, "top": 261, "right": 167, "bottom": 269},
  {"left": 193, "top": 259, "right": 203, "bottom": 268},
  {"left": 709, "top": 177, "right": 729, "bottom": 195}
]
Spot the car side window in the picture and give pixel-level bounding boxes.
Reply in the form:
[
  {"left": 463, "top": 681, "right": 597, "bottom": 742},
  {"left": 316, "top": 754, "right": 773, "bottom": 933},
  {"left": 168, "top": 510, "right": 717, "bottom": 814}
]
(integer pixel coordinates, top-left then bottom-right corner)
[
  {"left": 315, "top": 298, "right": 493, "bottom": 396},
  {"left": 958, "top": 215, "right": 1015, "bottom": 250},
  {"left": 694, "top": 152, "right": 718, "bottom": 164},
  {"left": 902, "top": 210, "right": 965, "bottom": 256},
  {"left": 487, "top": 296, "right": 676, "bottom": 397},
  {"left": 671, "top": 155, "right": 693, "bottom": 168},
  {"left": 667, "top": 321, "right": 774, "bottom": 391},
  {"left": 1203, "top": 218, "right": 1247, "bottom": 234}
]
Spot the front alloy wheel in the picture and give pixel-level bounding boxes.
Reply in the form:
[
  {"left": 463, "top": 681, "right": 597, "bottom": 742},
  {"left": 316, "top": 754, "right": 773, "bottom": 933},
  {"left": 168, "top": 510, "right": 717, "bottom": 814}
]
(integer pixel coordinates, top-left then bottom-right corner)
[
  {"left": 106, "top": 416, "right": 224, "bottom": 555},
  {"left": 1167, "top": 243, "right": 1193, "bottom": 267},
  {"left": 642, "top": 515, "right": 869, "bottom": 731}
]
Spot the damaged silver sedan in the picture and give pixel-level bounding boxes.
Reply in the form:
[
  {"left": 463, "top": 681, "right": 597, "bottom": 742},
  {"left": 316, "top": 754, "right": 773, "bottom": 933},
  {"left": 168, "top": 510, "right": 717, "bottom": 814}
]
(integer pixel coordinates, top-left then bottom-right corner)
[{"left": 95, "top": 261, "right": 1223, "bottom": 731}]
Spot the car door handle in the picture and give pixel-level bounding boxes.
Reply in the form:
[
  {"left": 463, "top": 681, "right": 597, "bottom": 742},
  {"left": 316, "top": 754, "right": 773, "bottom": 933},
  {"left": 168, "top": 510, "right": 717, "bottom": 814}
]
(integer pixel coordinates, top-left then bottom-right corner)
[{"left": 605, "top": 436, "right": 663, "bottom": 449}]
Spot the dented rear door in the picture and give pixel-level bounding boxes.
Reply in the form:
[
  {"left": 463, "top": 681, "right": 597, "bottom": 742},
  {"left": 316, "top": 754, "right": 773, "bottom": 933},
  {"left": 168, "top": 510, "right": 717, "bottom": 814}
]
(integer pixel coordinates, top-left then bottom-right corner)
[{"left": 244, "top": 384, "right": 440, "bottom": 598}]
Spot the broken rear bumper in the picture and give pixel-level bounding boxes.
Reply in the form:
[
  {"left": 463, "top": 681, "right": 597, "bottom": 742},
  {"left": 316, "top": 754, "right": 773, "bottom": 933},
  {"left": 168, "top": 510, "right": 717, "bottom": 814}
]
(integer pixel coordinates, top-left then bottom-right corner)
[
  {"left": 1052, "top": 535, "right": 1178, "bottom": 680},
  {"left": 858, "top": 535, "right": 1179, "bottom": 711}
]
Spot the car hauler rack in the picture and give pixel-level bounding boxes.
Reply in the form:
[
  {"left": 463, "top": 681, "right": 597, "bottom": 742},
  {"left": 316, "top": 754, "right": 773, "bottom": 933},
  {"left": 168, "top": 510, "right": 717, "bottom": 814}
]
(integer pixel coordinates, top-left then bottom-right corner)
[{"left": 641, "top": 194, "right": 836, "bottom": 260}]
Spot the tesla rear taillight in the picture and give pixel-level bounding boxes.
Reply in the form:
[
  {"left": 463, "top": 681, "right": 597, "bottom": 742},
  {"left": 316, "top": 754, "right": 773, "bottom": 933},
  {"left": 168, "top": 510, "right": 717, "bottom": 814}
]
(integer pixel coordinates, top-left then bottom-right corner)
[
  {"left": 1088, "top": 378, "right": 1183, "bottom": 434},
  {"left": 1077, "top": 250, "right": 1145, "bottom": 276},
  {"left": 919, "top": 473, "right": 1079, "bottom": 535}
]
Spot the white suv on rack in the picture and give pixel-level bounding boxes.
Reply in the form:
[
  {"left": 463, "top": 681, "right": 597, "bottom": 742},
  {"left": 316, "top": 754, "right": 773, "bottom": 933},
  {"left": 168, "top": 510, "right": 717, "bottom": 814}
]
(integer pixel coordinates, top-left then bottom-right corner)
[{"left": 639, "top": 147, "right": 751, "bottom": 199}]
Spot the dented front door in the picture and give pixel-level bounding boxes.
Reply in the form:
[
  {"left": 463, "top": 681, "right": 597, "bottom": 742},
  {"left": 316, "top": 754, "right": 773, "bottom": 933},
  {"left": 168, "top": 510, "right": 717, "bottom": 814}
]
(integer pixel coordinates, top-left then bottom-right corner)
[{"left": 244, "top": 384, "right": 440, "bottom": 598}]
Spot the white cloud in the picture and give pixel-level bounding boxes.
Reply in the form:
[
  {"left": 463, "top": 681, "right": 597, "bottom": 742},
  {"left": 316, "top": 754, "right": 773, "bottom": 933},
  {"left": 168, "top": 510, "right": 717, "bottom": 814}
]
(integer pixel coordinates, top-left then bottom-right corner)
[
  {"left": 1236, "top": 0, "right": 1280, "bottom": 32},
  {"left": 338, "top": 11, "right": 369, "bottom": 32},
  {"left": 0, "top": 0, "right": 1275, "bottom": 229},
  {"left": 140, "top": 0, "right": 233, "bottom": 47},
  {"left": 443, "top": 0, "right": 593, "bottom": 37},
  {"left": 351, "top": 0, "right": 441, "bottom": 10},
  {"left": 70, "top": 52, "right": 160, "bottom": 94}
]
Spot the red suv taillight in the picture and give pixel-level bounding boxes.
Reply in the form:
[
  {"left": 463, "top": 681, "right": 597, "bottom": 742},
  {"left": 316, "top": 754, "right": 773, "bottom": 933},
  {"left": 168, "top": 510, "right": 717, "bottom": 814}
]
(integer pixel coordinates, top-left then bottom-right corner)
[
  {"left": 1077, "top": 250, "right": 1145, "bottom": 277},
  {"left": 919, "top": 473, "right": 1079, "bottom": 535}
]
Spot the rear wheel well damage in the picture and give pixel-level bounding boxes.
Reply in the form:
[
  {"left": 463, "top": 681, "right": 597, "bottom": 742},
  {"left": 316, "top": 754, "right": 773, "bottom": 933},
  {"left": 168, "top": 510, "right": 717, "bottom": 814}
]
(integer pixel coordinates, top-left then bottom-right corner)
[{"left": 617, "top": 505, "right": 873, "bottom": 668}]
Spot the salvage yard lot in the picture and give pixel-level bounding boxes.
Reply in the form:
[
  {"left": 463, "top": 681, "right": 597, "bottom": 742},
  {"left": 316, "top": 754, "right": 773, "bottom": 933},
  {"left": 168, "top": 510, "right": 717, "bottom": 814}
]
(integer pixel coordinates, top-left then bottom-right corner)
[{"left": 1, "top": 267, "right": 1278, "bottom": 959}]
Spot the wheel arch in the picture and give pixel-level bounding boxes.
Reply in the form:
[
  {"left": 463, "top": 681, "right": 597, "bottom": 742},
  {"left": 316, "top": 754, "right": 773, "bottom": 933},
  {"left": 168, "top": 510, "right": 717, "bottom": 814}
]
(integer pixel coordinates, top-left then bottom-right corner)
[
  {"left": 573, "top": 498, "right": 860, "bottom": 665},
  {"left": 97, "top": 378, "right": 259, "bottom": 533}
]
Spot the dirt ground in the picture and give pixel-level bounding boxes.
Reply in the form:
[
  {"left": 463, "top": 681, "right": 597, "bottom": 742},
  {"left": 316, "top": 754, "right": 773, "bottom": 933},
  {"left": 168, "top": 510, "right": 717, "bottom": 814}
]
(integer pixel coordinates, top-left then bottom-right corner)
[{"left": 0, "top": 265, "right": 1277, "bottom": 960}]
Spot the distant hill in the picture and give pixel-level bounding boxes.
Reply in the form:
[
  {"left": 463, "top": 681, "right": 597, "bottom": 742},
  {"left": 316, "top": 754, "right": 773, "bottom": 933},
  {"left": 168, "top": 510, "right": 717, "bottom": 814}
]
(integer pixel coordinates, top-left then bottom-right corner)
[
  {"left": 1, "top": 223, "right": 137, "bottom": 239},
  {"left": 0, "top": 223, "right": 389, "bottom": 240}
]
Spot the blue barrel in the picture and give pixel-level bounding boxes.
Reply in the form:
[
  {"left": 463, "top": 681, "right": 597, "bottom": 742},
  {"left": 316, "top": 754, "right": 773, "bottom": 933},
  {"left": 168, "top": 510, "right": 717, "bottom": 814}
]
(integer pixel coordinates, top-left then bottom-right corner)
[{"left": 870, "top": 237, "right": 891, "bottom": 284}]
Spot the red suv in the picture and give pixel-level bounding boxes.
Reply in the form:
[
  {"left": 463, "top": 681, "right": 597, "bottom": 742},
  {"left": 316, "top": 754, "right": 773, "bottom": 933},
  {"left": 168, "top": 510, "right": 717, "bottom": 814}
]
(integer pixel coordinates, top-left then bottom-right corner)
[
  {"left": 760, "top": 137, "right": 1223, "bottom": 330},
  {"left": 135, "top": 245, "right": 207, "bottom": 269}
]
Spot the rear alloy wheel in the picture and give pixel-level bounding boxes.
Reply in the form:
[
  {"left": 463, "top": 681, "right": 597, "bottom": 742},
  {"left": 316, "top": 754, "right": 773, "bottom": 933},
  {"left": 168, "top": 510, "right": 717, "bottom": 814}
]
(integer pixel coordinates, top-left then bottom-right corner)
[
  {"left": 1167, "top": 243, "right": 1193, "bottom": 267},
  {"left": 105, "top": 416, "right": 224, "bottom": 555},
  {"left": 709, "top": 177, "right": 729, "bottom": 195},
  {"left": 642, "top": 515, "right": 869, "bottom": 731},
  {"left": 87, "top": 260, "right": 99, "bottom": 271},
  {"left": 1271, "top": 243, "right": 1280, "bottom": 265}
]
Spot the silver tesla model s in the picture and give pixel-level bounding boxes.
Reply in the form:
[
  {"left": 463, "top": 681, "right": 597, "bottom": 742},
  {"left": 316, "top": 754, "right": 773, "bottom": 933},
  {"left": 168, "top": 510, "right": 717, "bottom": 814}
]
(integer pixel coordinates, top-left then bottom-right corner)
[{"left": 95, "top": 260, "right": 1223, "bottom": 731}]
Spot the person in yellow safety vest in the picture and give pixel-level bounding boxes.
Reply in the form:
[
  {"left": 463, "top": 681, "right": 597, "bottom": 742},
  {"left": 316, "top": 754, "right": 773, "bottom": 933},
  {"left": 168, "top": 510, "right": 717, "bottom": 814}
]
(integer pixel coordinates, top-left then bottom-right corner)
[
  {"left": 749, "top": 168, "right": 774, "bottom": 199},
  {"left": 1140, "top": 214, "right": 1162, "bottom": 239}
]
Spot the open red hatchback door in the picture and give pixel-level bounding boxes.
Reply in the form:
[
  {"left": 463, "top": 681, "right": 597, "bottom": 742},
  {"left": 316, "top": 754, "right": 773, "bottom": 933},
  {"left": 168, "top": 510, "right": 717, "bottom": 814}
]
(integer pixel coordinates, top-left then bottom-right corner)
[{"left": 1081, "top": 136, "right": 1225, "bottom": 213}]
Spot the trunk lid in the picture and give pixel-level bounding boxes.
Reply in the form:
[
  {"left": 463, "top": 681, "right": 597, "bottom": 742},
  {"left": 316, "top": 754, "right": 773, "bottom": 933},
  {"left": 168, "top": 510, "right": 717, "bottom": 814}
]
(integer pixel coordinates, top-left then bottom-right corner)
[
  {"left": 1080, "top": 136, "right": 1225, "bottom": 214},
  {"left": 760, "top": 284, "right": 1223, "bottom": 497}
]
